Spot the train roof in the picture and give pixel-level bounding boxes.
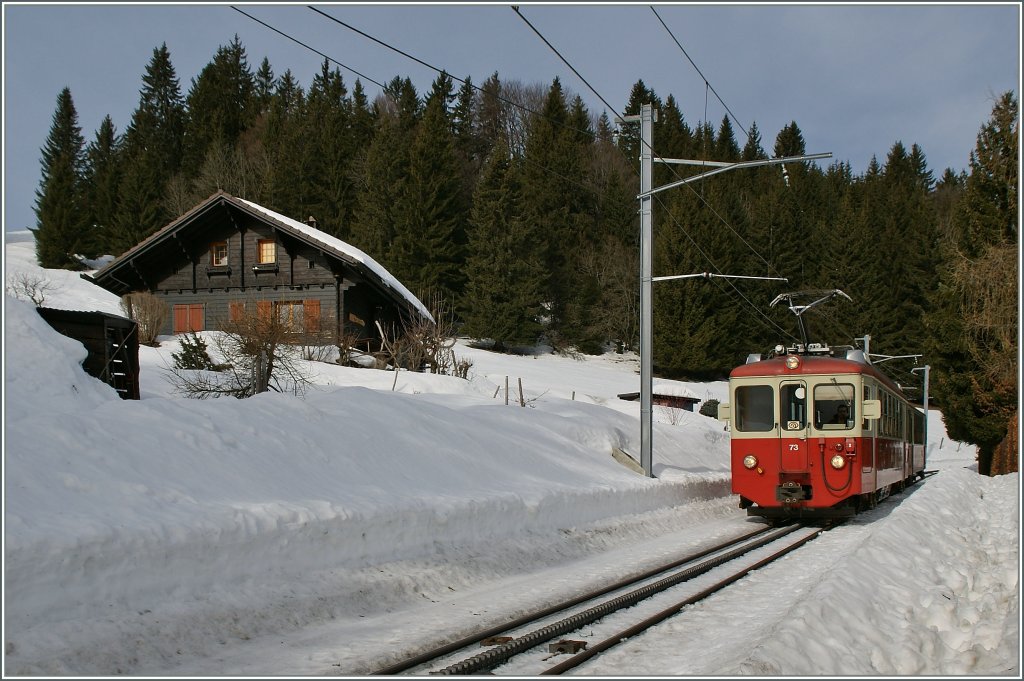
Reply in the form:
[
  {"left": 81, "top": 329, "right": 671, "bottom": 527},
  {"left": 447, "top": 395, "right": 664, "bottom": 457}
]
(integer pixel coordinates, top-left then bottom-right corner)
[{"left": 730, "top": 355, "right": 905, "bottom": 394}]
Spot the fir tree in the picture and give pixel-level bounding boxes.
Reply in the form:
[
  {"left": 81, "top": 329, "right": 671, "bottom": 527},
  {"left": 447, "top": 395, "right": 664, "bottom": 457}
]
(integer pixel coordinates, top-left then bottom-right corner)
[
  {"left": 518, "top": 78, "right": 596, "bottom": 350},
  {"left": 263, "top": 69, "right": 308, "bottom": 218},
  {"left": 111, "top": 43, "right": 186, "bottom": 252},
  {"left": 391, "top": 73, "right": 467, "bottom": 305},
  {"left": 462, "top": 137, "right": 545, "bottom": 349},
  {"left": 348, "top": 78, "right": 419, "bottom": 266},
  {"left": 182, "top": 35, "right": 256, "bottom": 176},
  {"left": 33, "top": 87, "right": 89, "bottom": 269},
  {"left": 302, "top": 60, "right": 354, "bottom": 239},
  {"left": 254, "top": 57, "right": 275, "bottom": 115},
  {"left": 474, "top": 72, "right": 506, "bottom": 156},
  {"left": 122, "top": 43, "right": 185, "bottom": 179},
  {"left": 82, "top": 115, "right": 122, "bottom": 257},
  {"left": 928, "top": 91, "right": 1018, "bottom": 474}
]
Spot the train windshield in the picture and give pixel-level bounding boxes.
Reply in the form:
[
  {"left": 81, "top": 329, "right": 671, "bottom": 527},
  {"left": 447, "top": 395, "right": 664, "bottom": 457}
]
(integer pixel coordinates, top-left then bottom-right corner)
[
  {"left": 735, "top": 385, "right": 774, "bottom": 432},
  {"left": 814, "top": 382, "right": 856, "bottom": 430}
]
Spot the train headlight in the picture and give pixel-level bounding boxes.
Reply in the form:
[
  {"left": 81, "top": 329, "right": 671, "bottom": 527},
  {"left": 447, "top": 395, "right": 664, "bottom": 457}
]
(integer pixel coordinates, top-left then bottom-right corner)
[
  {"left": 830, "top": 454, "right": 847, "bottom": 469},
  {"left": 785, "top": 355, "right": 800, "bottom": 370},
  {"left": 743, "top": 455, "right": 758, "bottom": 469}
]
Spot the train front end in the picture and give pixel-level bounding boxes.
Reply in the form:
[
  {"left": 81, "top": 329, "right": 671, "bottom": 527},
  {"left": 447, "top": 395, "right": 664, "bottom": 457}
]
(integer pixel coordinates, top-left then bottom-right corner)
[{"left": 719, "top": 351, "right": 880, "bottom": 520}]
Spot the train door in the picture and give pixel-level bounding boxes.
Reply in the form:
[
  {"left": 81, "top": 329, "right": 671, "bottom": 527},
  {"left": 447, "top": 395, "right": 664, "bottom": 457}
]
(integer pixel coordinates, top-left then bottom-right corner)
[
  {"left": 779, "top": 381, "right": 808, "bottom": 471},
  {"left": 862, "top": 382, "right": 877, "bottom": 494}
]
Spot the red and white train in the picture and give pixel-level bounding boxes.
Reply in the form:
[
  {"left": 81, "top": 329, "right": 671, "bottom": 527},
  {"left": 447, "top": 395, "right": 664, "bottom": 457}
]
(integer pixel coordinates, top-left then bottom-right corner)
[{"left": 719, "top": 341, "right": 927, "bottom": 520}]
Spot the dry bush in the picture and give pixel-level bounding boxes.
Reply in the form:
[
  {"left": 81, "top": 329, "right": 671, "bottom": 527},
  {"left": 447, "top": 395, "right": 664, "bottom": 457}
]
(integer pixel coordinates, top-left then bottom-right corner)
[
  {"left": 373, "top": 294, "right": 470, "bottom": 378},
  {"left": 120, "top": 292, "right": 168, "bottom": 346},
  {"left": 6, "top": 271, "right": 58, "bottom": 306}
]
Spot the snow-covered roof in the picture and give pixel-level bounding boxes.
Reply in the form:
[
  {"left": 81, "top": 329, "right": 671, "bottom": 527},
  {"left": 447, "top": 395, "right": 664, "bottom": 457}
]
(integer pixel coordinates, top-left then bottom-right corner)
[
  {"left": 235, "top": 198, "right": 433, "bottom": 323},
  {"left": 85, "top": 191, "right": 433, "bottom": 324},
  {"left": 651, "top": 382, "right": 701, "bottom": 400}
]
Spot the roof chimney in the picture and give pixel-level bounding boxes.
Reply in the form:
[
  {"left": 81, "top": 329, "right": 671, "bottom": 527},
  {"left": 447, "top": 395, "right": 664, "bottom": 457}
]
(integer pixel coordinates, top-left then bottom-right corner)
[{"left": 306, "top": 215, "right": 318, "bottom": 230}]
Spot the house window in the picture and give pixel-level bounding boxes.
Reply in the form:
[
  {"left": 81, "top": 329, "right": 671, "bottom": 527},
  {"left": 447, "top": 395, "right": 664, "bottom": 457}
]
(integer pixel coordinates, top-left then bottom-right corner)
[
  {"left": 257, "top": 239, "right": 276, "bottom": 264},
  {"left": 270, "top": 300, "right": 321, "bottom": 333},
  {"left": 211, "top": 241, "right": 228, "bottom": 267},
  {"left": 274, "top": 300, "right": 303, "bottom": 331}
]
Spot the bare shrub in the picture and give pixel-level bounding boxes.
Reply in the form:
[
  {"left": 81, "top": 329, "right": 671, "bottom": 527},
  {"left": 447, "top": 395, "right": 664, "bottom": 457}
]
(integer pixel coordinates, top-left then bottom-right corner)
[
  {"left": 120, "top": 292, "right": 168, "bottom": 346},
  {"left": 657, "top": 404, "right": 685, "bottom": 425},
  {"left": 6, "top": 271, "right": 58, "bottom": 306},
  {"left": 372, "top": 294, "right": 470, "bottom": 378}
]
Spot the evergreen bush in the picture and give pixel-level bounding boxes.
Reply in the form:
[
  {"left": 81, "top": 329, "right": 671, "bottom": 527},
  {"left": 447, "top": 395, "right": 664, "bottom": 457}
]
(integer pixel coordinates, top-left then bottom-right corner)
[
  {"left": 172, "top": 331, "right": 218, "bottom": 371},
  {"left": 699, "top": 398, "right": 720, "bottom": 419}
]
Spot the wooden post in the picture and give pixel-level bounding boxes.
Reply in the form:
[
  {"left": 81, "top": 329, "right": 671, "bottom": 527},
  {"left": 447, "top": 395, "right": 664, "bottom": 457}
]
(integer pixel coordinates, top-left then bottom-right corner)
[
  {"left": 505, "top": 376, "right": 509, "bottom": 406},
  {"left": 518, "top": 378, "right": 525, "bottom": 407}
]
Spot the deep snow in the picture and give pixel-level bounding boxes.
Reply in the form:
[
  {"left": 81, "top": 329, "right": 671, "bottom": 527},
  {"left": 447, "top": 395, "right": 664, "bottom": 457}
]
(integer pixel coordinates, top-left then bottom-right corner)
[{"left": 3, "top": 230, "right": 1019, "bottom": 676}]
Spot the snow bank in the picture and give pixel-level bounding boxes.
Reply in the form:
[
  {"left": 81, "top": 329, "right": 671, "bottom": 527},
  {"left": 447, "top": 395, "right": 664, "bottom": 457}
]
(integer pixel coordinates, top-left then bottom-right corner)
[{"left": 4, "top": 282, "right": 729, "bottom": 674}]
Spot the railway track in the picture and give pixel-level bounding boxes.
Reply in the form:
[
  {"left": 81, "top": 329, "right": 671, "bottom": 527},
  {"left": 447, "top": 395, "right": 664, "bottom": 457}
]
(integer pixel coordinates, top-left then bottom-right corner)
[{"left": 371, "top": 521, "right": 826, "bottom": 676}]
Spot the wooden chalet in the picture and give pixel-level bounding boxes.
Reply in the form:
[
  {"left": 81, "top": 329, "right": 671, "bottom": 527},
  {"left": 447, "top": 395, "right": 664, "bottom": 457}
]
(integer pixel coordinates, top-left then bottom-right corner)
[{"left": 83, "top": 192, "right": 432, "bottom": 346}]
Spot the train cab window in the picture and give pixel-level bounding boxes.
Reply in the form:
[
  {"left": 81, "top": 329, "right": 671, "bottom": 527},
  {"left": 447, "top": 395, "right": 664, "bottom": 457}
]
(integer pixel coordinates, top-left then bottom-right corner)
[
  {"left": 780, "top": 383, "right": 807, "bottom": 431},
  {"left": 735, "top": 385, "right": 775, "bottom": 432},
  {"left": 813, "top": 383, "right": 856, "bottom": 430}
]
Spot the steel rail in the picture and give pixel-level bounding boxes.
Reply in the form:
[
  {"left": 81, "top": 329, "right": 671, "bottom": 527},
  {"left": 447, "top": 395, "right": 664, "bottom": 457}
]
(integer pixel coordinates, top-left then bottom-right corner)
[
  {"left": 431, "top": 524, "right": 806, "bottom": 675},
  {"left": 370, "top": 524, "right": 773, "bottom": 675},
  {"left": 540, "top": 527, "right": 824, "bottom": 675}
]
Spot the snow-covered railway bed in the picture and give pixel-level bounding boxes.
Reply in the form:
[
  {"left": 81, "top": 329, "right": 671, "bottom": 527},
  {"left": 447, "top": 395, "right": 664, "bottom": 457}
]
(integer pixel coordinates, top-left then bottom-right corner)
[
  {"left": 386, "top": 522, "right": 822, "bottom": 675},
  {"left": 128, "top": 497, "right": 749, "bottom": 676}
]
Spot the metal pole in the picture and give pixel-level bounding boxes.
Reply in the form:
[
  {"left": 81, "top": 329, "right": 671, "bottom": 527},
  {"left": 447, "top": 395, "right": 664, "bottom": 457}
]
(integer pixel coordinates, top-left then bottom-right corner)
[
  {"left": 639, "top": 104, "right": 655, "bottom": 478},
  {"left": 625, "top": 104, "right": 826, "bottom": 479}
]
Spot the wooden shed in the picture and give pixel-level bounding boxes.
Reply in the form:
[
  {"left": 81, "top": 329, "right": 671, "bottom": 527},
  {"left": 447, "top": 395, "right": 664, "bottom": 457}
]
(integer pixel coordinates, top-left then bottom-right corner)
[
  {"left": 36, "top": 307, "right": 141, "bottom": 400},
  {"left": 617, "top": 388, "right": 701, "bottom": 412}
]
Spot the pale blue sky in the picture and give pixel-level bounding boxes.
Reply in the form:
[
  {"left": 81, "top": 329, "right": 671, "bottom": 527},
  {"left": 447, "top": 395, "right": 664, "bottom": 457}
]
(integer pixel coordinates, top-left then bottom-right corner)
[{"left": 3, "top": 3, "right": 1020, "bottom": 232}]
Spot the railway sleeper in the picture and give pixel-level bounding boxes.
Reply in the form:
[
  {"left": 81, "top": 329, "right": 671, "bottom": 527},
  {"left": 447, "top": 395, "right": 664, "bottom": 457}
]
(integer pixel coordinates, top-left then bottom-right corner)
[{"left": 548, "top": 640, "right": 587, "bottom": 654}]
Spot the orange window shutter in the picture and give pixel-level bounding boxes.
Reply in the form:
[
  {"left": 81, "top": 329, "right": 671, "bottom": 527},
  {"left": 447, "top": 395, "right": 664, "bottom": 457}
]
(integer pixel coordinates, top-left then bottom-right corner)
[
  {"left": 256, "top": 300, "right": 272, "bottom": 322},
  {"left": 230, "top": 301, "right": 245, "bottom": 322},
  {"left": 303, "top": 299, "right": 321, "bottom": 332},
  {"left": 189, "top": 304, "right": 205, "bottom": 332},
  {"left": 173, "top": 305, "right": 189, "bottom": 334}
]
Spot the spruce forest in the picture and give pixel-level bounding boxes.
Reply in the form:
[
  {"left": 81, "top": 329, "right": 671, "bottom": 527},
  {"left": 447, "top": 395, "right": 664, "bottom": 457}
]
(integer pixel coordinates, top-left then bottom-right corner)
[{"left": 31, "top": 37, "right": 1018, "bottom": 473}]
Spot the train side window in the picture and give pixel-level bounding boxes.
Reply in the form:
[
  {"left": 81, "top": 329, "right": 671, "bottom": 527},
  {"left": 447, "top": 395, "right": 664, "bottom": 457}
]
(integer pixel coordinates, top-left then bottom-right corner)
[
  {"left": 735, "top": 385, "right": 775, "bottom": 432},
  {"left": 813, "top": 383, "right": 855, "bottom": 430},
  {"left": 780, "top": 383, "right": 807, "bottom": 431}
]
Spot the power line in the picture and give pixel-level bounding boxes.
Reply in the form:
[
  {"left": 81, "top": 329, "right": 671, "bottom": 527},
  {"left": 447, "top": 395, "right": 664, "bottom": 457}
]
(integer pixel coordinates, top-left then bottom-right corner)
[
  {"left": 649, "top": 5, "right": 751, "bottom": 143},
  {"left": 511, "top": 6, "right": 623, "bottom": 121},
  {"left": 230, "top": 6, "right": 386, "bottom": 89}
]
